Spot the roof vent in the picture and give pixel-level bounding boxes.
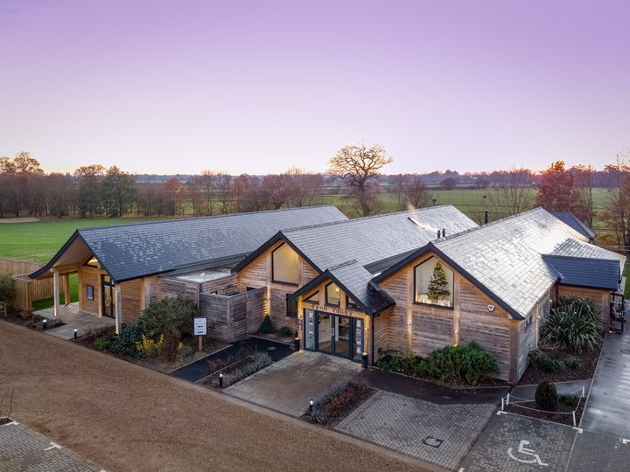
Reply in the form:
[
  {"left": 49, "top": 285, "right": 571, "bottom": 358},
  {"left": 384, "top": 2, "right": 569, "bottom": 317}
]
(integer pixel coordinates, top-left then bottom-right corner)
[
  {"left": 442, "top": 228, "right": 446, "bottom": 238},
  {"left": 408, "top": 217, "right": 422, "bottom": 227}
]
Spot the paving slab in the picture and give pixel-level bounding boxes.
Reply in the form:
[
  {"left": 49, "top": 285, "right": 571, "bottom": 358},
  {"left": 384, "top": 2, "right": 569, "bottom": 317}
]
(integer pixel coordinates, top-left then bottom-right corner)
[
  {"left": 459, "top": 411, "right": 576, "bottom": 471},
  {"left": 35, "top": 303, "right": 115, "bottom": 340},
  {"left": 336, "top": 390, "right": 496, "bottom": 471},
  {"left": 0, "top": 420, "right": 104, "bottom": 472},
  {"left": 224, "top": 351, "right": 362, "bottom": 417},
  {"left": 566, "top": 429, "right": 630, "bottom": 472}
]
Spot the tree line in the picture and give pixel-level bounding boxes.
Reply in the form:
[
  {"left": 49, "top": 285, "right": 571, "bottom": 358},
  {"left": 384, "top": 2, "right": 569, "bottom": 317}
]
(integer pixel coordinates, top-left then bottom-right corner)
[{"left": 1, "top": 146, "right": 629, "bottom": 251}]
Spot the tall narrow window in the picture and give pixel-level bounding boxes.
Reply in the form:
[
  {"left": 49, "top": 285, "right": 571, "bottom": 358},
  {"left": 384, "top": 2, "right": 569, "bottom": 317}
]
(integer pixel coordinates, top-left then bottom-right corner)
[
  {"left": 272, "top": 243, "right": 299, "bottom": 285},
  {"left": 286, "top": 294, "right": 297, "bottom": 317},
  {"left": 326, "top": 283, "right": 340, "bottom": 306}
]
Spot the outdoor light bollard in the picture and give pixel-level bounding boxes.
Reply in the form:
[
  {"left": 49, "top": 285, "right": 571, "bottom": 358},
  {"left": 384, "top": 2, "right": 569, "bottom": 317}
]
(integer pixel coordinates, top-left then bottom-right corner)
[
  {"left": 73, "top": 328, "right": 78, "bottom": 339},
  {"left": 219, "top": 373, "right": 223, "bottom": 388},
  {"left": 42, "top": 319, "right": 47, "bottom": 330},
  {"left": 309, "top": 399, "right": 314, "bottom": 413},
  {"left": 361, "top": 352, "right": 368, "bottom": 369}
]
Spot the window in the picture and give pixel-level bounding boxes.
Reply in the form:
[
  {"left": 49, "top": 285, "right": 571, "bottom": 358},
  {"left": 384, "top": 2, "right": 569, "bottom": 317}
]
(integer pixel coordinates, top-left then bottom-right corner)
[
  {"left": 325, "top": 283, "right": 340, "bottom": 306},
  {"left": 305, "top": 291, "right": 319, "bottom": 304},
  {"left": 272, "top": 243, "right": 299, "bottom": 285},
  {"left": 414, "top": 257, "right": 453, "bottom": 308},
  {"left": 286, "top": 294, "right": 297, "bottom": 317},
  {"left": 86, "top": 285, "right": 94, "bottom": 300},
  {"left": 347, "top": 296, "right": 358, "bottom": 309}
]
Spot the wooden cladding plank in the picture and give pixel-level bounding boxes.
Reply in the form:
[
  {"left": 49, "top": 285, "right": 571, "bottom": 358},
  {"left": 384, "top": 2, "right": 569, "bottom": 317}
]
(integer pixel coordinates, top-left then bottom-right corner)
[
  {"left": 121, "top": 279, "right": 142, "bottom": 324},
  {"left": 459, "top": 314, "right": 511, "bottom": 381},
  {"left": 79, "top": 266, "right": 100, "bottom": 315},
  {"left": 203, "top": 276, "right": 237, "bottom": 295},
  {"left": 459, "top": 279, "right": 507, "bottom": 318},
  {"left": 412, "top": 309, "right": 453, "bottom": 357}
]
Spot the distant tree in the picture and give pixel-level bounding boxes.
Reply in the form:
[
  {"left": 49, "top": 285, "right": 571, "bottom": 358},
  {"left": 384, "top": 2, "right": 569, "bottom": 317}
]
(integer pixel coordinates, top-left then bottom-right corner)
[
  {"left": 601, "top": 153, "right": 630, "bottom": 250},
  {"left": 215, "top": 171, "right": 233, "bottom": 214},
  {"left": 161, "top": 178, "right": 184, "bottom": 217},
  {"left": 44, "top": 173, "right": 76, "bottom": 217},
  {"left": 285, "top": 167, "right": 323, "bottom": 207},
  {"left": 0, "top": 152, "right": 44, "bottom": 216},
  {"left": 194, "top": 170, "right": 217, "bottom": 216},
  {"left": 401, "top": 174, "right": 432, "bottom": 209},
  {"left": 102, "top": 166, "right": 137, "bottom": 217},
  {"left": 75, "top": 164, "right": 105, "bottom": 217},
  {"left": 440, "top": 177, "right": 457, "bottom": 190},
  {"left": 570, "top": 165, "right": 594, "bottom": 226},
  {"left": 328, "top": 143, "right": 393, "bottom": 216},
  {"left": 262, "top": 174, "right": 290, "bottom": 210},
  {"left": 535, "top": 161, "right": 577, "bottom": 213},
  {"left": 490, "top": 168, "right": 535, "bottom": 217},
  {"left": 137, "top": 182, "right": 162, "bottom": 216}
]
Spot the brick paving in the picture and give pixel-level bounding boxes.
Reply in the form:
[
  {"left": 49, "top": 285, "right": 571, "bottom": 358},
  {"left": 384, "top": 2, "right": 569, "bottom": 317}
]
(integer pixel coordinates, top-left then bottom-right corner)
[
  {"left": 0, "top": 420, "right": 104, "bottom": 472},
  {"left": 459, "top": 412, "right": 576, "bottom": 471},
  {"left": 566, "top": 429, "right": 630, "bottom": 472},
  {"left": 336, "top": 390, "right": 496, "bottom": 470}
]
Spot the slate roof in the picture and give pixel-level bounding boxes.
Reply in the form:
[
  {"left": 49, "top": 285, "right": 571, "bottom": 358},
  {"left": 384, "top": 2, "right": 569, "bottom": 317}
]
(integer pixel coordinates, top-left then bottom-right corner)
[
  {"left": 236, "top": 205, "right": 477, "bottom": 315},
  {"left": 278, "top": 205, "right": 477, "bottom": 273},
  {"left": 30, "top": 206, "right": 348, "bottom": 283},
  {"left": 375, "top": 207, "right": 625, "bottom": 320},
  {"left": 543, "top": 255, "right": 621, "bottom": 290},
  {"left": 552, "top": 212, "right": 596, "bottom": 240}
]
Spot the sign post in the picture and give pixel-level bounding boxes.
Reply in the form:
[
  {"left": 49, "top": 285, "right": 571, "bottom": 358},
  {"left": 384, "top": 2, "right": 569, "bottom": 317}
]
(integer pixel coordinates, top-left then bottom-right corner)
[{"left": 193, "top": 317, "right": 207, "bottom": 352}]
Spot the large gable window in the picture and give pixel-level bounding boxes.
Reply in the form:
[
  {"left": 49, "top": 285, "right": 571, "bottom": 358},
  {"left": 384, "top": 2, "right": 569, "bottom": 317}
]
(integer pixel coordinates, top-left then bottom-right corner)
[
  {"left": 272, "top": 243, "right": 299, "bottom": 285},
  {"left": 414, "top": 257, "right": 453, "bottom": 308}
]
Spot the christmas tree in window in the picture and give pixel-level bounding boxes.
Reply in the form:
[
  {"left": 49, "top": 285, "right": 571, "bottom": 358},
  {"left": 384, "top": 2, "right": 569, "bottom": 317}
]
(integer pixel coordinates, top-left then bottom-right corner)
[{"left": 427, "top": 260, "right": 450, "bottom": 301}]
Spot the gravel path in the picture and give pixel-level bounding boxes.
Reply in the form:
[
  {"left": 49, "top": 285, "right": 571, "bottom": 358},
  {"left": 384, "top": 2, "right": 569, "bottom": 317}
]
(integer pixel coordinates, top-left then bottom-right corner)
[{"left": 0, "top": 322, "right": 428, "bottom": 472}]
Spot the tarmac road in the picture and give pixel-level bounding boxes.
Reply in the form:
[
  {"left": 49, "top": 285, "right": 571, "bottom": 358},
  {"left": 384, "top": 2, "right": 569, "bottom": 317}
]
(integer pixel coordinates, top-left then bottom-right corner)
[{"left": 0, "top": 322, "right": 430, "bottom": 472}]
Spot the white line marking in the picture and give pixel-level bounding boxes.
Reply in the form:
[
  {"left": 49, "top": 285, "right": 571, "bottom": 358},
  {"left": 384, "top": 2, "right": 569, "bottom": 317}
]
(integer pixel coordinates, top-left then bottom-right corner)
[
  {"left": 44, "top": 441, "right": 62, "bottom": 451},
  {"left": 573, "top": 427, "right": 583, "bottom": 433},
  {"left": 622, "top": 439, "right": 629, "bottom": 445}
]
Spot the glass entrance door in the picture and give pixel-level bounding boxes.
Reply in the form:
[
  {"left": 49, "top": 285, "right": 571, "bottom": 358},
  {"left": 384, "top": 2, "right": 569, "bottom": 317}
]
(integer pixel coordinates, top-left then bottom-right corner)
[{"left": 308, "top": 311, "right": 363, "bottom": 362}]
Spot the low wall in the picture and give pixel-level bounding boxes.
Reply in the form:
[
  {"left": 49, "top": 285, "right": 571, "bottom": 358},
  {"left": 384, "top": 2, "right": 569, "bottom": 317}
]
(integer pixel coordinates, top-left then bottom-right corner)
[{"left": 199, "top": 288, "right": 266, "bottom": 342}]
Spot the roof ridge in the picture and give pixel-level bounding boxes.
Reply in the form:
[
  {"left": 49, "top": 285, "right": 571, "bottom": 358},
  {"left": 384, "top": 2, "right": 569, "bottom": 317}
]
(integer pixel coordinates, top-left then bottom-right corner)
[{"left": 77, "top": 205, "right": 340, "bottom": 232}]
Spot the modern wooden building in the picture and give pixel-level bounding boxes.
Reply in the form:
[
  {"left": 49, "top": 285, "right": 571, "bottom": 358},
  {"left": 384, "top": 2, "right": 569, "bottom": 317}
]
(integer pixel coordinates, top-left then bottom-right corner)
[{"left": 29, "top": 206, "right": 348, "bottom": 333}]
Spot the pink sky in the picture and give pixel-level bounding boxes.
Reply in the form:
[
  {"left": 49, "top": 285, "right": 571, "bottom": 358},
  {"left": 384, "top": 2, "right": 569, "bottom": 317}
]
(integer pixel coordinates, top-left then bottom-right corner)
[{"left": 1, "top": 0, "right": 628, "bottom": 175}]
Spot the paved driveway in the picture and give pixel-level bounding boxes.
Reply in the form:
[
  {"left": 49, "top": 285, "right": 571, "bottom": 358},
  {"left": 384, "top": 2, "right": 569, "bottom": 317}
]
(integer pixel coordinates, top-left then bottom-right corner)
[
  {"left": 224, "top": 351, "right": 362, "bottom": 417},
  {"left": 336, "top": 390, "right": 496, "bottom": 471}
]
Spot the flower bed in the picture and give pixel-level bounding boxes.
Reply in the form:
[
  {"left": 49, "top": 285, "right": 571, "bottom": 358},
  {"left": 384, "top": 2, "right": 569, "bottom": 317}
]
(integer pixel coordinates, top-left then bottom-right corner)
[{"left": 304, "top": 377, "right": 375, "bottom": 427}]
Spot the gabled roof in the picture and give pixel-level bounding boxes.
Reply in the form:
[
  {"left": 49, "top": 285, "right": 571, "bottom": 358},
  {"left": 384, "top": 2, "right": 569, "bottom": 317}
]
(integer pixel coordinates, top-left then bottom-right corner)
[
  {"left": 30, "top": 206, "right": 348, "bottom": 282},
  {"left": 543, "top": 255, "right": 621, "bottom": 290},
  {"left": 375, "top": 207, "right": 625, "bottom": 320},
  {"left": 235, "top": 205, "right": 477, "bottom": 315},
  {"left": 290, "top": 261, "right": 395, "bottom": 316},
  {"left": 552, "top": 212, "right": 596, "bottom": 240}
]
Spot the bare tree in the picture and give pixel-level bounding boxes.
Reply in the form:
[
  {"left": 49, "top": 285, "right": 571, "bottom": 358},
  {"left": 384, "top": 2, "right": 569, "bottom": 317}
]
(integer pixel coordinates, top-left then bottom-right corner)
[
  {"left": 400, "top": 174, "right": 432, "bottom": 209},
  {"left": 489, "top": 167, "right": 535, "bottom": 218},
  {"left": 285, "top": 167, "right": 323, "bottom": 207},
  {"left": 602, "top": 152, "right": 630, "bottom": 251},
  {"left": 44, "top": 173, "right": 76, "bottom": 217},
  {"left": 161, "top": 178, "right": 184, "bottom": 217},
  {"left": 215, "top": 171, "right": 233, "bottom": 214},
  {"left": 262, "top": 174, "right": 290, "bottom": 210},
  {"left": 328, "top": 143, "right": 393, "bottom": 216},
  {"left": 102, "top": 166, "right": 137, "bottom": 217},
  {"left": 570, "top": 164, "right": 594, "bottom": 226}
]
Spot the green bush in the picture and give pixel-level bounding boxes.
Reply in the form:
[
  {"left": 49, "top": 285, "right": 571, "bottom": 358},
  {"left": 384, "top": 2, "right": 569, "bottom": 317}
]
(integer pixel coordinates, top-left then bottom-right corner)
[
  {"left": 559, "top": 394, "right": 579, "bottom": 408},
  {"left": 0, "top": 274, "right": 15, "bottom": 308},
  {"left": 94, "top": 336, "right": 112, "bottom": 351},
  {"left": 565, "top": 356, "right": 582, "bottom": 370},
  {"left": 159, "top": 325, "right": 180, "bottom": 362},
  {"left": 179, "top": 344, "right": 195, "bottom": 358},
  {"left": 377, "top": 342, "right": 498, "bottom": 386},
  {"left": 528, "top": 349, "right": 565, "bottom": 372},
  {"left": 535, "top": 380, "right": 558, "bottom": 410},
  {"left": 110, "top": 324, "right": 143, "bottom": 357},
  {"left": 541, "top": 296, "right": 602, "bottom": 353},
  {"left": 278, "top": 325, "right": 293, "bottom": 337},
  {"left": 260, "top": 314, "right": 273, "bottom": 334},
  {"left": 137, "top": 295, "right": 196, "bottom": 339}
]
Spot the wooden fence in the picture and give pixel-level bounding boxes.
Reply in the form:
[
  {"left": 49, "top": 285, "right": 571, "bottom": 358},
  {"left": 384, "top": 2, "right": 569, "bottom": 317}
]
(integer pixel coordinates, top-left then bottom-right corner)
[{"left": 0, "top": 258, "right": 54, "bottom": 311}]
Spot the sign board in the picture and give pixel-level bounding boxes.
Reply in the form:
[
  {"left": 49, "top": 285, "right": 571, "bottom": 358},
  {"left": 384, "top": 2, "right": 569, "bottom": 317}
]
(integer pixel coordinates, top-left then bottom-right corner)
[{"left": 193, "top": 317, "right": 207, "bottom": 336}]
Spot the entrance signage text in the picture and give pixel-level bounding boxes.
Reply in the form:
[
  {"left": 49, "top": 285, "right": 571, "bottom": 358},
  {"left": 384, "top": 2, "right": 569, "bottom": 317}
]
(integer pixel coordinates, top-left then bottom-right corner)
[{"left": 311, "top": 304, "right": 353, "bottom": 316}]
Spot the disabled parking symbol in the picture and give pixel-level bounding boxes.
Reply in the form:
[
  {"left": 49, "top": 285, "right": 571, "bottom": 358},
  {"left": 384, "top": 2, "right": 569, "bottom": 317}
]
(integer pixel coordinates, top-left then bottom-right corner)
[{"left": 508, "top": 440, "right": 548, "bottom": 466}]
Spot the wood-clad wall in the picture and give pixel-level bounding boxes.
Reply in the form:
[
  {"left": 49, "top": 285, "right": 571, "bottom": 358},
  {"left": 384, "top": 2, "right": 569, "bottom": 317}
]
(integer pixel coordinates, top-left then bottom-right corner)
[
  {"left": 78, "top": 266, "right": 100, "bottom": 315},
  {"left": 557, "top": 285, "right": 611, "bottom": 329},
  {"left": 199, "top": 288, "right": 266, "bottom": 342},
  {"left": 120, "top": 279, "right": 143, "bottom": 324}
]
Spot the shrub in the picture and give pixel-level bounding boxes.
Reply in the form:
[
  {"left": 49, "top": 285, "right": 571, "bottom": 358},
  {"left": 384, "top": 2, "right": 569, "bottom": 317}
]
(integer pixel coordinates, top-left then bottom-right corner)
[
  {"left": 159, "top": 325, "right": 180, "bottom": 362},
  {"left": 278, "top": 325, "right": 293, "bottom": 337},
  {"left": 535, "top": 380, "right": 558, "bottom": 410},
  {"left": 135, "top": 334, "right": 164, "bottom": 358},
  {"left": 528, "top": 349, "right": 565, "bottom": 372},
  {"left": 309, "top": 377, "right": 369, "bottom": 424},
  {"left": 137, "top": 295, "right": 196, "bottom": 339},
  {"left": 565, "top": 356, "right": 582, "bottom": 370},
  {"left": 110, "top": 324, "right": 143, "bottom": 357},
  {"left": 260, "top": 314, "right": 273, "bottom": 334},
  {"left": 218, "top": 352, "right": 272, "bottom": 387},
  {"left": 94, "top": 336, "right": 112, "bottom": 351},
  {"left": 424, "top": 341, "right": 498, "bottom": 385},
  {"left": 179, "top": 344, "right": 195, "bottom": 358},
  {"left": 0, "top": 274, "right": 15, "bottom": 308},
  {"left": 541, "top": 296, "right": 602, "bottom": 353},
  {"left": 559, "top": 394, "right": 579, "bottom": 408}
]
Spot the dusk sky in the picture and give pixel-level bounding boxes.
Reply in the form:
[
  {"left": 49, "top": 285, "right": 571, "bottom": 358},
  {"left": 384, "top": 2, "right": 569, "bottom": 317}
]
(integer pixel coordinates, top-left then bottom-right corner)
[{"left": 1, "top": 0, "right": 628, "bottom": 176}]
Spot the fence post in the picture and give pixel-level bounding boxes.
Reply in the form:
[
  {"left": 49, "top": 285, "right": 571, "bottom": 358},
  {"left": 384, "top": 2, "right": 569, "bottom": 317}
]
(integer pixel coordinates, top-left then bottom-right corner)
[
  {"left": 572, "top": 410, "right": 576, "bottom": 427},
  {"left": 501, "top": 396, "right": 504, "bottom": 411},
  {"left": 506, "top": 393, "right": 510, "bottom": 405},
  {"left": 581, "top": 386, "right": 585, "bottom": 398}
]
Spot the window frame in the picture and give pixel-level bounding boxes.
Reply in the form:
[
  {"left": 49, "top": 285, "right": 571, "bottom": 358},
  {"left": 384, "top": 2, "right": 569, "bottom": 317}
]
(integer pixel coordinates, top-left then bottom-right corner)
[
  {"left": 413, "top": 257, "right": 454, "bottom": 309},
  {"left": 325, "top": 282, "right": 340, "bottom": 307},
  {"left": 271, "top": 243, "right": 299, "bottom": 286}
]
